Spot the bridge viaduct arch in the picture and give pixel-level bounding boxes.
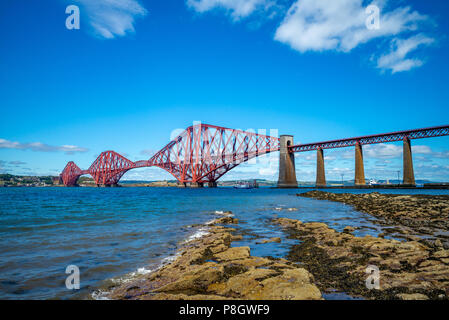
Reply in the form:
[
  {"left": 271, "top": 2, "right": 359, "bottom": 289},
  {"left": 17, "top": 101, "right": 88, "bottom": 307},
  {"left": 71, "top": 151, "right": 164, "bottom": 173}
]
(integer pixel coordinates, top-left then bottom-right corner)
[{"left": 278, "top": 125, "right": 449, "bottom": 188}]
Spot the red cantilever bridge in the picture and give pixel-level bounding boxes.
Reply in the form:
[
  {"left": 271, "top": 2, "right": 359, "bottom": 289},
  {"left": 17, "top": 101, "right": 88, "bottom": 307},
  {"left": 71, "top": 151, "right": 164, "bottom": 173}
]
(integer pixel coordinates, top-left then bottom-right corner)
[
  {"left": 60, "top": 123, "right": 280, "bottom": 187},
  {"left": 60, "top": 123, "right": 449, "bottom": 187}
]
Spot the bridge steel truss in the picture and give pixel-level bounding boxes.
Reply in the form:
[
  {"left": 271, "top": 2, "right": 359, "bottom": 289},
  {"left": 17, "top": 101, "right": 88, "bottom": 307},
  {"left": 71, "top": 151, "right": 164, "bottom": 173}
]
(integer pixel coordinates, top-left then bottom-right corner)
[
  {"left": 61, "top": 124, "right": 449, "bottom": 187},
  {"left": 288, "top": 125, "right": 449, "bottom": 153},
  {"left": 60, "top": 124, "right": 280, "bottom": 186}
]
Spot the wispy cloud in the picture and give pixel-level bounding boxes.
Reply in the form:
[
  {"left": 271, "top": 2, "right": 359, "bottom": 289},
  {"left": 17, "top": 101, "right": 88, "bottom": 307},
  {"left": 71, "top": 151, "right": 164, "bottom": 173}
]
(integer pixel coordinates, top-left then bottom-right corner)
[
  {"left": 275, "top": 1, "right": 427, "bottom": 52},
  {"left": 73, "top": 0, "right": 147, "bottom": 39},
  {"left": 0, "top": 138, "right": 88, "bottom": 155},
  {"left": 274, "top": 0, "right": 434, "bottom": 73},
  {"left": 186, "top": 0, "right": 276, "bottom": 20},
  {"left": 186, "top": 0, "right": 436, "bottom": 73},
  {"left": 376, "top": 34, "right": 435, "bottom": 73}
]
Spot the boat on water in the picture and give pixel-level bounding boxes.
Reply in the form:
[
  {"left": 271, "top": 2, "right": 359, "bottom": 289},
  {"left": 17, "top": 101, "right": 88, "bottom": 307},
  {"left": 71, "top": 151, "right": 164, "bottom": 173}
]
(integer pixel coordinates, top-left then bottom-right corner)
[{"left": 234, "top": 180, "right": 258, "bottom": 189}]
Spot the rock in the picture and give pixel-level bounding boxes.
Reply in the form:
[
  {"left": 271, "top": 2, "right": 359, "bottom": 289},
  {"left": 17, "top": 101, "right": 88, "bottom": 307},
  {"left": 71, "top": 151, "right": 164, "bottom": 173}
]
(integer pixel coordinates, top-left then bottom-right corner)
[
  {"left": 110, "top": 218, "right": 324, "bottom": 301},
  {"left": 343, "top": 226, "right": 356, "bottom": 234},
  {"left": 214, "top": 247, "right": 251, "bottom": 262},
  {"left": 257, "top": 237, "right": 281, "bottom": 244},
  {"left": 247, "top": 269, "right": 322, "bottom": 300},
  {"left": 434, "top": 239, "right": 443, "bottom": 248},
  {"left": 209, "top": 268, "right": 278, "bottom": 296},
  {"left": 396, "top": 293, "right": 429, "bottom": 300},
  {"left": 433, "top": 249, "right": 449, "bottom": 258},
  {"left": 273, "top": 216, "right": 449, "bottom": 300},
  {"left": 154, "top": 263, "right": 224, "bottom": 294},
  {"left": 296, "top": 191, "right": 449, "bottom": 239},
  {"left": 148, "top": 293, "right": 231, "bottom": 300},
  {"left": 214, "top": 217, "right": 239, "bottom": 224}
]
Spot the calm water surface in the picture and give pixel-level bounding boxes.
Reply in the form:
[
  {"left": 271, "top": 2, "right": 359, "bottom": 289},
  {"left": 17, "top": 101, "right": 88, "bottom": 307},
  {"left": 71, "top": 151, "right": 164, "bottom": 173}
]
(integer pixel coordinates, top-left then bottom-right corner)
[{"left": 1, "top": 187, "right": 448, "bottom": 300}]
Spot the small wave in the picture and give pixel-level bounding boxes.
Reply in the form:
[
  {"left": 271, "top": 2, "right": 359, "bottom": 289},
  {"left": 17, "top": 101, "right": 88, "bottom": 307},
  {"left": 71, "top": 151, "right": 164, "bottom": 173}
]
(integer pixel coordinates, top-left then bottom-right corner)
[
  {"left": 91, "top": 289, "right": 111, "bottom": 300},
  {"left": 214, "top": 210, "right": 233, "bottom": 216},
  {"left": 182, "top": 227, "right": 210, "bottom": 244},
  {"left": 92, "top": 225, "right": 210, "bottom": 300}
]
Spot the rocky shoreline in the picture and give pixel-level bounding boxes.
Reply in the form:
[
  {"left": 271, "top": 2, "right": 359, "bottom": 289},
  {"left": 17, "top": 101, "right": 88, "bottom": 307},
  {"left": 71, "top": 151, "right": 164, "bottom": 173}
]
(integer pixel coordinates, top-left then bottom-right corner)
[
  {"left": 108, "top": 216, "right": 322, "bottom": 300},
  {"left": 274, "top": 217, "right": 449, "bottom": 300},
  {"left": 103, "top": 191, "right": 449, "bottom": 300},
  {"left": 297, "top": 191, "right": 449, "bottom": 248}
]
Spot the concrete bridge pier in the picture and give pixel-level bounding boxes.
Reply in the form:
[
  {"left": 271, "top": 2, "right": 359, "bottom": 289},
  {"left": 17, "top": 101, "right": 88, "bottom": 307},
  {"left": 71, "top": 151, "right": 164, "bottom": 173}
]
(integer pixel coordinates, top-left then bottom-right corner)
[
  {"left": 177, "top": 182, "right": 187, "bottom": 188},
  {"left": 208, "top": 181, "right": 218, "bottom": 188},
  {"left": 316, "top": 148, "right": 326, "bottom": 187},
  {"left": 355, "top": 142, "right": 366, "bottom": 185},
  {"left": 277, "top": 135, "right": 298, "bottom": 188},
  {"left": 403, "top": 137, "right": 416, "bottom": 186},
  {"left": 190, "top": 182, "right": 204, "bottom": 188}
]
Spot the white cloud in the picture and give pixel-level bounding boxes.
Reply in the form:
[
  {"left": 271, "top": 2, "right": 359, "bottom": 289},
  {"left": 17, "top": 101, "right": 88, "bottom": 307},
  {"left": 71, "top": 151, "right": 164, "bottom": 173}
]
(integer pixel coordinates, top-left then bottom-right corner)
[
  {"left": 0, "top": 138, "right": 88, "bottom": 155},
  {"left": 74, "top": 0, "right": 147, "bottom": 39},
  {"left": 273, "top": 0, "right": 434, "bottom": 72},
  {"left": 364, "top": 143, "right": 402, "bottom": 159},
  {"left": 187, "top": 0, "right": 274, "bottom": 20},
  {"left": 275, "top": 0, "right": 428, "bottom": 52},
  {"left": 411, "top": 145, "right": 432, "bottom": 154},
  {"left": 362, "top": 143, "right": 437, "bottom": 159},
  {"left": 376, "top": 34, "right": 434, "bottom": 73}
]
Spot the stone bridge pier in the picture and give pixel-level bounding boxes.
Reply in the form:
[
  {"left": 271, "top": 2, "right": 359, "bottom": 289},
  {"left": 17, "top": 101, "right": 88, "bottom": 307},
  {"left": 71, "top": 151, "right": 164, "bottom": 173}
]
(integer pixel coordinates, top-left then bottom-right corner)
[
  {"left": 316, "top": 148, "right": 326, "bottom": 187},
  {"left": 277, "top": 135, "right": 298, "bottom": 188},
  {"left": 310, "top": 138, "right": 416, "bottom": 187},
  {"left": 403, "top": 137, "right": 416, "bottom": 186}
]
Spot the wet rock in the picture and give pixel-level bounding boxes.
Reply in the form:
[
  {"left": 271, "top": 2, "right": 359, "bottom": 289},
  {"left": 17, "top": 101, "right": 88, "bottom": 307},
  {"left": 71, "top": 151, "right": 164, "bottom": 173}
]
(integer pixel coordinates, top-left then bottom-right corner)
[
  {"left": 231, "top": 235, "right": 243, "bottom": 241},
  {"left": 297, "top": 191, "right": 449, "bottom": 244},
  {"left": 257, "top": 237, "right": 282, "bottom": 244},
  {"left": 109, "top": 216, "right": 321, "bottom": 300},
  {"left": 435, "top": 239, "right": 443, "bottom": 248},
  {"left": 250, "top": 268, "right": 322, "bottom": 300},
  {"left": 214, "top": 247, "right": 250, "bottom": 262},
  {"left": 214, "top": 217, "right": 239, "bottom": 224},
  {"left": 343, "top": 226, "right": 356, "bottom": 234},
  {"left": 273, "top": 217, "right": 449, "bottom": 300},
  {"left": 396, "top": 293, "right": 429, "bottom": 300}
]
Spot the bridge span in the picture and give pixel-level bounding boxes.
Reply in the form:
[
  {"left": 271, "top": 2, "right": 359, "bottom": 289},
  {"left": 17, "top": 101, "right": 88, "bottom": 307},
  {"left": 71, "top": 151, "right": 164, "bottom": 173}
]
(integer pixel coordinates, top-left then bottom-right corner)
[
  {"left": 60, "top": 123, "right": 280, "bottom": 187},
  {"left": 279, "top": 125, "right": 449, "bottom": 188},
  {"left": 60, "top": 124, "right": 449, "bottom": 188}
]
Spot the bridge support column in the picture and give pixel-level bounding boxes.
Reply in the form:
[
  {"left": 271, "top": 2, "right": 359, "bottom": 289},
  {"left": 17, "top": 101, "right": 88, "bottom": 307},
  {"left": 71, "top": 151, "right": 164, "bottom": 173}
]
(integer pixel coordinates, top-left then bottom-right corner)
[
  {"left": 316, "top": 148, "right": 326, "bottom": 187},
  {"left": 177, "top": 182, "right": 187, "bottom": 188},
  {"left": 208, "top": 181, "right": 217, "bottom": 188},
  {"left": 403, "top": 137, "right": 416, "bottom": 186},
  {"left": 355, "top": 142, "right": 365, "bottom": 185},
  {"left": 277, "top": 135, "right": 298, "bottom": 188},
  {"left": 190, "top": 182, "right": 204, "bottom": 188}
]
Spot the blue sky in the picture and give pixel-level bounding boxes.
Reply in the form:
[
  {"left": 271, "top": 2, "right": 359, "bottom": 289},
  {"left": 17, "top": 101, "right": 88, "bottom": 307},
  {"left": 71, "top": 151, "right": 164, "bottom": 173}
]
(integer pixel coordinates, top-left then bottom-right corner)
[{"left": 0, "top": 0, "right": 448, "bottom": 182}]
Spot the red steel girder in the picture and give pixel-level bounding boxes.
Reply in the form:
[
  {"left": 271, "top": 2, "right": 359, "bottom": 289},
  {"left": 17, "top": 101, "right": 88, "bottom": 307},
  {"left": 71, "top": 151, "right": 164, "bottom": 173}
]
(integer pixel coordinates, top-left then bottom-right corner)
[
  {"left": 60, "top": 124, "right": 448, "bottom": 186},
  {"left": 289, "top": 125, "right": 449, "bottom": 153},
  {"left": 59, "top": 124, "right": 280, "bottom": 186},
  {"left": 60, "top": 161, "right": 83, "bottom": 186},
  {"left": 148, "top": 123, "right": 280, "bottom": 183},
  {"left": 88, "top": 151, "right": 135, "bottom": 185}
]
